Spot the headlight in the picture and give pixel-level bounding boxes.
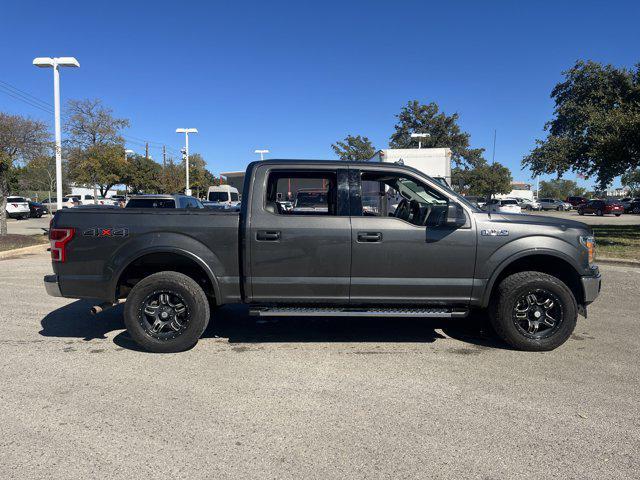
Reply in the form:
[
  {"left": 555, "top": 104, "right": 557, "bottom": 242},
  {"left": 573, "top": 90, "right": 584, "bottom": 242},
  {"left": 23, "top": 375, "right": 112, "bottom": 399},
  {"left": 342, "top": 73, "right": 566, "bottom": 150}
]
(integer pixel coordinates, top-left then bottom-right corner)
[{"left": 580, "top": 235, "right": 595, "bottom": 264}]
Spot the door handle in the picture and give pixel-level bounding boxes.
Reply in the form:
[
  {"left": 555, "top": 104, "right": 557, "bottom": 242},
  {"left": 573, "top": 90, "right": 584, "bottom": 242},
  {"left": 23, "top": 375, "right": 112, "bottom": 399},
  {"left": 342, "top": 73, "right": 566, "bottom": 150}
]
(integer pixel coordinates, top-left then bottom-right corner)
[
  {"left": 357, "top": 232, "right": 382, "bottom": 243},
  {"left": 256, "top": 230, "right": 280, "bottom": 241}
]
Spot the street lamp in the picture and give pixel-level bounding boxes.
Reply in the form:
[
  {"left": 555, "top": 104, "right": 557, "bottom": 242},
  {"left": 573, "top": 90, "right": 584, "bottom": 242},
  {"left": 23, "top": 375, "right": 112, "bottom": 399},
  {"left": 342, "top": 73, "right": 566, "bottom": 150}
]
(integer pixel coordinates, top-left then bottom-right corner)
[
  {"left": 124, "top": 149, "right": 134, "bottom": 195},
  {"left": 254, "top": 149, "right": 269, "bottom": 161},
  {"left": 175, "top": 128, "right": 198, "bottom": 196},
  {"left": 410, "top": 133, "right": 430, "bottom": 149},
  {"left": 33, "top": 56, "right": 80, "bottom": 211}
]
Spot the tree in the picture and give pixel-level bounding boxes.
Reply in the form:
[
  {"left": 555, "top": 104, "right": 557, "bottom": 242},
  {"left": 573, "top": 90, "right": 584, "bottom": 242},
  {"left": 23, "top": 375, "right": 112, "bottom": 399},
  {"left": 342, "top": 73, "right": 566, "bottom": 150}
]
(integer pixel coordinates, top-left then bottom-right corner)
[
  {"left": 523, "top": 60, "right": 640, "bottom": 189},
  {"left": 0, "top": 113, "right": 50, "bottom": 235},
  {"left": 68, "top": 144, "right": 127, "bottom": 197},
  {"left": 65, "top": 99, "right": 129, "bottom": 148},
  {"left": 538, "top": 179, "right": 585, "bottom": 199},
  {"left": 187, "top": 153, "right": 216, "bottom": 198},
  {"left": 621, "top": 169, "right": 640, "bottom": 195},
  {"left": 123, "top": 154, "right": 162, "bottom": 193},
  {"left": 332, "top": 135, "right": 376, "bottom": 161},
  {"left": 453, "top": 162, "right": 512, "bottom": 198},
  {"left": 389, "top": 100, "right": 485, "bottom": 168},
  {"left": 159, "top": 158, "right": 185, "bottom": 194},
  {"left": 20, "top": 154, "right": 61, "bottom": 205},
  {"left": 65, "top": 98, "right": 130, "bottom": 198}
]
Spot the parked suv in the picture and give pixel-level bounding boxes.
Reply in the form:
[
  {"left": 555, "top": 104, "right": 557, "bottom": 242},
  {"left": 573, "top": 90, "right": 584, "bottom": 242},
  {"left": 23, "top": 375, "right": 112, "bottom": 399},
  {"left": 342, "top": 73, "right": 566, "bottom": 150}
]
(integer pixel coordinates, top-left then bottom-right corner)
[
  {"left": 485, "top": 198, "right": 522, "bottom": 214},
  {"left": 539, "top": 198, "right": 571, "bottom": 211},
  {"left": 578, "top": 199, "right": 624, "bottom": 216},
  {"left": 5, "top": 196, "right": 31, "bottom": 219},
  {"left": 566, "top": 196, "right": 588, "bottom": 208}
]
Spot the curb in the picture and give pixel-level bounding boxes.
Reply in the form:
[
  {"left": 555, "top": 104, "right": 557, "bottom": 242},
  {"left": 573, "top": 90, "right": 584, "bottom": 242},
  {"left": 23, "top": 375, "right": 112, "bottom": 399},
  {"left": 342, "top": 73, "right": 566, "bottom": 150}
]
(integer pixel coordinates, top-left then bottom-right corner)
[
  {"left": 596, "top": 257, "right": 640, "bottom": 268},
  {"left": 0, "top": 243, "right": 48, "bottom": 260}
]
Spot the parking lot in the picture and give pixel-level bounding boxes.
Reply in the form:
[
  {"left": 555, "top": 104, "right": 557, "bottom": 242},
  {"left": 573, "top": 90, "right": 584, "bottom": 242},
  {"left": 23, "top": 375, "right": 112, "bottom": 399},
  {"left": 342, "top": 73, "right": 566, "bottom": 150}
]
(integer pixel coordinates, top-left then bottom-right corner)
[{"left": 1, "top": 250, "right": 638, "bottom": 479}]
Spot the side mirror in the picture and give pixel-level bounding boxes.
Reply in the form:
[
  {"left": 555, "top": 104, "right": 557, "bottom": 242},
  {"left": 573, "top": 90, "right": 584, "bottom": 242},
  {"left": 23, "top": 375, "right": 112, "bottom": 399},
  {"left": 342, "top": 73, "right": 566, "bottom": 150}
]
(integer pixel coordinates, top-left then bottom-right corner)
[{"left": 445, "top": 202, "right": 466, "bottom": 227}]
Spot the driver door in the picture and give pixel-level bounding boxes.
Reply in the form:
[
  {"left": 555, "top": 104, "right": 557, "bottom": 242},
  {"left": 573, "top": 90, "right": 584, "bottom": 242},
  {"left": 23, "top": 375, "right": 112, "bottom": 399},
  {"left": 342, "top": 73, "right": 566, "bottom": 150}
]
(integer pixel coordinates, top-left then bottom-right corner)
[{"left": 349, "top": 168, "right": 476, "bottom": 305}]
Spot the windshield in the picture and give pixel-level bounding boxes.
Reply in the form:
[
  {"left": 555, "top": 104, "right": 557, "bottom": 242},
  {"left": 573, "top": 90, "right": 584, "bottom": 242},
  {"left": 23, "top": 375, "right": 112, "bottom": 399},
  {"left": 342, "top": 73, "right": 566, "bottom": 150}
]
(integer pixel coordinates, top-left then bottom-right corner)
[
  {"left": 295, "top": 191, "right": 327, "bottom": 208},
  {"left": 8, "top": 197, "right": 27, "bottom": 202},
  {"left": 501, "top": 199, "right": 518, "bottom": 205},
  {"left": 208, "top": 191, "right": 229, "bottom": 202}
]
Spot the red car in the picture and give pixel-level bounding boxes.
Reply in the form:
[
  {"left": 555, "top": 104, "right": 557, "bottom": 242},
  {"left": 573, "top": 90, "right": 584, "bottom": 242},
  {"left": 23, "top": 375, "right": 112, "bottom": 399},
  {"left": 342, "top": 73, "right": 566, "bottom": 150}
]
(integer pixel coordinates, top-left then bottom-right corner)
[
  {"left": 577, "top": 199, "right": 624, "bottom": 216},
  {"left": 566, "top": 196, "right": 588, "bottom": 207}
]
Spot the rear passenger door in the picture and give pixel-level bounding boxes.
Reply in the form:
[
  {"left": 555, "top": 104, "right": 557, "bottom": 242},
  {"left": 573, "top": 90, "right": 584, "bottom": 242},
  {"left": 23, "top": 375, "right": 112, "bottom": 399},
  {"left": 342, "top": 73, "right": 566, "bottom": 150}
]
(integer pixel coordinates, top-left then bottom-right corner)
[{"left": 247, "top": 165, "right": 352, "bottom": 303}]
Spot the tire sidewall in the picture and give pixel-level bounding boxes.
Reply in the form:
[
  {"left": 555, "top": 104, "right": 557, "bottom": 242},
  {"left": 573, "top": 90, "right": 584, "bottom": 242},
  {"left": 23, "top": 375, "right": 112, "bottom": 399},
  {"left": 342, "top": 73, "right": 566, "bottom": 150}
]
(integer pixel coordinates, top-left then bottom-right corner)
[
  {"left": 491, "top": 273, "right": 577, "bottom": 351},
  {"left": 124, "top": 272, "right": 210, "bottom": 353}
]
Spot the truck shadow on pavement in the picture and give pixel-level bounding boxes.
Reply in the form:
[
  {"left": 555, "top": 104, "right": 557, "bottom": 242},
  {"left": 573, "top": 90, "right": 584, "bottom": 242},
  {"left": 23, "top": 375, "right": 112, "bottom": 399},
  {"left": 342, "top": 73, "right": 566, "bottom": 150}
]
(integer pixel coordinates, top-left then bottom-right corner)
[{"left": 40, "top": 300, "right": 509, "bottom": 352}]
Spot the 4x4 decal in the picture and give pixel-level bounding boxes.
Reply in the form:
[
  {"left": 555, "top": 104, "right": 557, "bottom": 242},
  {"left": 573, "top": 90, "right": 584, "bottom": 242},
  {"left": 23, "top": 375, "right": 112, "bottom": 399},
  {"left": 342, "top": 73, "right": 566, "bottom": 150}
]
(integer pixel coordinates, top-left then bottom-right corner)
[{"left": 82, "top": 227, "right": 129, "bottom": 238}]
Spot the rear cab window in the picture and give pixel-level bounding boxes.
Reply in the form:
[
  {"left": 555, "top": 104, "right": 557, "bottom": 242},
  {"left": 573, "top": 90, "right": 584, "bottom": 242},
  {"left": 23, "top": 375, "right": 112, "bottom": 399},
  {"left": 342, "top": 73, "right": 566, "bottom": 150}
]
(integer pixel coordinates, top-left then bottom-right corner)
[
  {"left": 126, "top": 199, "right": 176, "bottom": 208},
  {"left": 265, "top": 171, "right": 338, "bottom": 216}
]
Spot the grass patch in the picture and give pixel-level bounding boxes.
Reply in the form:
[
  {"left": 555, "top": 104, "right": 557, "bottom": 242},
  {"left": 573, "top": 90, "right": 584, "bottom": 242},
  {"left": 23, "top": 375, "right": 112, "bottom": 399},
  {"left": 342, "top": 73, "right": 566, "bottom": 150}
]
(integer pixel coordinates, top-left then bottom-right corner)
[
  {"left": 0, "top": 234, "right": 48, "bottom": 252},
  {"left": 592, "top": 225, "right": 640, "bottom": 261}
]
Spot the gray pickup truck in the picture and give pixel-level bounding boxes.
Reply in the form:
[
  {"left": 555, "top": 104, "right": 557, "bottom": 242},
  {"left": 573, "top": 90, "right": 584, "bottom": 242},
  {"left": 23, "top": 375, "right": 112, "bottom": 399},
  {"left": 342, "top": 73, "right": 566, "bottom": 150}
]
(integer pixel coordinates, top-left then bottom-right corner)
[{"left": 44, "top": 160, "right": 601, "bottom": 352}]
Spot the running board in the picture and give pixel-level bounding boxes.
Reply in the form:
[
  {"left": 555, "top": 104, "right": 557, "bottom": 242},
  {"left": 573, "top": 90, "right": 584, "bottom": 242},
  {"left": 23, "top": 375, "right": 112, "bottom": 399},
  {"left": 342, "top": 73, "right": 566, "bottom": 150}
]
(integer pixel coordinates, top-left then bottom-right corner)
[{"left": 249, "top": 306, "right": 469, "bottom": 318}]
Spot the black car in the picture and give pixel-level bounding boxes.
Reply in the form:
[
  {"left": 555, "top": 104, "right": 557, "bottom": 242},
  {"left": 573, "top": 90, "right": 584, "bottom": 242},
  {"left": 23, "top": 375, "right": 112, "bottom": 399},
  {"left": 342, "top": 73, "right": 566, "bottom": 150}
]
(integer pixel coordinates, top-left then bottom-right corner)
[{"left": 28, "top": 201, "right": 48, "bottom": 218}]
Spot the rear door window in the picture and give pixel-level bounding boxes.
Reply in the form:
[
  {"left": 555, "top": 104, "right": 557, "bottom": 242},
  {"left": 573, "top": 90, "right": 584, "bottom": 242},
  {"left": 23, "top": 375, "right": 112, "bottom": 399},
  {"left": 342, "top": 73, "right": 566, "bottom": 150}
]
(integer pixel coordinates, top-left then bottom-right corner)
[{"left": 126, "top": 198, "right": 176, "bottom": 208}]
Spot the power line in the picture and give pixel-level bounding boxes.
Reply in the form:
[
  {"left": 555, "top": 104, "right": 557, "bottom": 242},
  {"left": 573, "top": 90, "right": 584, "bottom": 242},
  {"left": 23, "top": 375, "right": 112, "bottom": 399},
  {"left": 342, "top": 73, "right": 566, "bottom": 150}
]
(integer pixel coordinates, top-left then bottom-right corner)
[
  {"left": 0, "top": 79, "right": 182, "bottom": 153},
  {"left": 0, "top": 79, "right": 53, "bottom": 109}
]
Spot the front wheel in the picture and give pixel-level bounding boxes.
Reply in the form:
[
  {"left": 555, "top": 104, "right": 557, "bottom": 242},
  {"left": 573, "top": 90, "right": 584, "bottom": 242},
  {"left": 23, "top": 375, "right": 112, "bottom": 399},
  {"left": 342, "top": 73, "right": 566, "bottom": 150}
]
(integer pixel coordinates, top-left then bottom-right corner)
[
  {"left": 615, "top": 213, "right": 621, "bottom": 217},
  {"left": 578, "top": 210, "right": 584, "bottom": 216},
  {"left": 597, "top": 209, "right": 603, "bottom": 216},
  {"left": 489, "top": 271, "right": 577, "bottom": 351},
  {"left": 124, "top": 271, "right": 210, "bottom": 353}
]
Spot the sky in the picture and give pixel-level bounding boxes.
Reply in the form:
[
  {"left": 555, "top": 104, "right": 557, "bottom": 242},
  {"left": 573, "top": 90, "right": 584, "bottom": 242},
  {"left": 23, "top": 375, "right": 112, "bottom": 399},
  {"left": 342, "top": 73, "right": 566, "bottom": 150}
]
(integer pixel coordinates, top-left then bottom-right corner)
[{"left": 1, "top": 0, "right": 638, "bottom": 188}]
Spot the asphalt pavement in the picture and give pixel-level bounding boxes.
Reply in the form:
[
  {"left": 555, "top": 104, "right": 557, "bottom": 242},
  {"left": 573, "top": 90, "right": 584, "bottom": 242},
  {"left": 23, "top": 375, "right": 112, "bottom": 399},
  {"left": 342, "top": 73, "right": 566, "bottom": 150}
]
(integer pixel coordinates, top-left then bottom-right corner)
[{"left": 1, "top": 251, "right": 638, "bottom": 479}]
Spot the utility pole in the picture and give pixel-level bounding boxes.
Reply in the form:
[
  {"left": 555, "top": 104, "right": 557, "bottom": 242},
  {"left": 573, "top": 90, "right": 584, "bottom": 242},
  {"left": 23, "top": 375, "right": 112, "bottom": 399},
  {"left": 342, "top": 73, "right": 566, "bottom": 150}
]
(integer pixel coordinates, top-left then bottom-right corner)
[
  {"left": 162, "top": 145, "right": 166, "bottom": 167},
  {"left": 145, "top": 142, "right": 149, "bottom": 160}
]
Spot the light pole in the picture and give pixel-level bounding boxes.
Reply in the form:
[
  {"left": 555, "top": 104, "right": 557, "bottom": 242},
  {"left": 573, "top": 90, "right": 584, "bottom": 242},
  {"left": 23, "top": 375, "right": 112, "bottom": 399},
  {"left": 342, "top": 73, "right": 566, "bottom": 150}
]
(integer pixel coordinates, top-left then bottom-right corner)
[
  {"left": 33, "top": 56, "right": 80, "bottom": 211},
  {"left": 124, "top": 149, "right": 134, "bottom": 196},
  {"left": 254, "top": 149, "right": 269, "bottom": 161},
  {"left": 176, "top": 128, "right": 198, "bottom": 196},
  {"left": 410, "top": 133, "right": 430, "bottom": 149}
]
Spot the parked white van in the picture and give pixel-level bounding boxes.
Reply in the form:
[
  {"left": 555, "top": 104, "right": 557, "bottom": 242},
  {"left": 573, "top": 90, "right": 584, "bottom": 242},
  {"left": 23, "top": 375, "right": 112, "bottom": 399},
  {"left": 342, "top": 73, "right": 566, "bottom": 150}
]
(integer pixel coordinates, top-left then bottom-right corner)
[{"left": 207, "top": 185, "right": 240, "bottom": 207}]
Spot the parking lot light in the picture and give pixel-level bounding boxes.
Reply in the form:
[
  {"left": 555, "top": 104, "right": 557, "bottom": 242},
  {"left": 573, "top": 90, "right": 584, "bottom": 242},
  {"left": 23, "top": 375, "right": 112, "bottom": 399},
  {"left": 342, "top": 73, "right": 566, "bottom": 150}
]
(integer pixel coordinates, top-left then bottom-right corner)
[{"left": 33, "top": 56, "right": 80, "bottom": 211}]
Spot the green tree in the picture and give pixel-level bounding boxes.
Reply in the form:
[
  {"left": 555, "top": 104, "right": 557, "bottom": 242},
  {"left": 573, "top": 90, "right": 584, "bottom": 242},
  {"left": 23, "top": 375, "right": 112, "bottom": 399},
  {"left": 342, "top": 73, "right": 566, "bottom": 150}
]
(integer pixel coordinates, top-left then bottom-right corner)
[
  {"left": 389, "top": 100, "right": 485, "bottom": 168},
  {"left": 20, "top": 154, "right": 63, "bottom": 205},
  {"left": 187, "top": 153, "right": 216, "bottom": 198},
  {"left": 621, "top": 169, "right": 640, "bottom": 195},
  {"left": 68, "top": 144, "right": 127, "bottom": 197},
  {"left": 123, "top": 154, "right": 162, "bottom": 194},
  {"left": 159, "top": 158, "right": 184, "bottom": 194},
  {"left": 538, "top": 179, "right": 585, "bottom": 199},
  {"left": 453, "top": 162, "right": 512, "bottom": 198},
  {"left": 523, "top": 60, "right": 640, "bottom": 189},
  {"left": 0, "top": 113, "right": 50, "bottom": 235},
  {"left": 65, "top": 98, "right": 130, "bottom": 198},
  {"left": 332, "top": 135, "right": 376, "bottom": 161}
]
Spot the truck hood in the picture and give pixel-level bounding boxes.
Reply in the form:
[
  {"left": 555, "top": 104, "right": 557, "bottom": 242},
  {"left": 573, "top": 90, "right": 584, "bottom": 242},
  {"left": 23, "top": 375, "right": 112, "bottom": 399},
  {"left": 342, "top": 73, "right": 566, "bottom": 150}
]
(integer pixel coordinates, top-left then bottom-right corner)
[{"left": 481, "top": 212, "right": 590, "bottom": 231}]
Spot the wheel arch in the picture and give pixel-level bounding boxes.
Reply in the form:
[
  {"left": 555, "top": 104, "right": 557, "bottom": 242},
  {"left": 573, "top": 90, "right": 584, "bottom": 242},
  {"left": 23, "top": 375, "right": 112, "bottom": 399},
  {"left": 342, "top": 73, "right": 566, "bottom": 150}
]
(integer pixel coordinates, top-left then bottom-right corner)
[
  {"left": 481, "top": 251, "right": 585, "bottom": 308},
  {"left": 113, "top": 247, "right": 222, "bottom": 304}
]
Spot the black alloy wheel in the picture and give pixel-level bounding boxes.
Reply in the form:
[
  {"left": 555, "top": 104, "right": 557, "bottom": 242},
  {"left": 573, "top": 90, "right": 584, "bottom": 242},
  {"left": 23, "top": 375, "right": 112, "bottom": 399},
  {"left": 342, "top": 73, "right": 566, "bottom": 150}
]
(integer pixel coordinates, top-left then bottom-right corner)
[
  {"left": 139, "top": 291, "right": 190, "bottom": 340},
  {"left": 512, "top": 289, "right": 563, "bottom": 339}
]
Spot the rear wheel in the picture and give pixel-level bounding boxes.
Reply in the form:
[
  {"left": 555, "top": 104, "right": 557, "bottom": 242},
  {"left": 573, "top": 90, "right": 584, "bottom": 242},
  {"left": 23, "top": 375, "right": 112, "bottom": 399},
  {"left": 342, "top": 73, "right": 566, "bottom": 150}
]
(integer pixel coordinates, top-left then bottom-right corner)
[
  {"left": 489, "top": 271, "right": 577, "bottom": 351},
  {"left": 597, "top": 209, "right": 603, "bottom": 216},
  {"left": 124, "top": 271, "right": 210, "bottom": 353},
  {"left": 615, "top": 213, "right": 621, "bottom": 217},
  {"left": 578, "top": 210, "right": 584, "bottom": 216}
]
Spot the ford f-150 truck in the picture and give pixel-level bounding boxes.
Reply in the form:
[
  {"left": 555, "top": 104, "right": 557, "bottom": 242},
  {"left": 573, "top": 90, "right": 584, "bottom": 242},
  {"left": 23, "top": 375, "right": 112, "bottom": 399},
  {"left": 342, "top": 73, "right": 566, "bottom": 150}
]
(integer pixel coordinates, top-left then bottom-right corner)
[{"left": 44, "top": 160, "right": 601, "bottom": 353}]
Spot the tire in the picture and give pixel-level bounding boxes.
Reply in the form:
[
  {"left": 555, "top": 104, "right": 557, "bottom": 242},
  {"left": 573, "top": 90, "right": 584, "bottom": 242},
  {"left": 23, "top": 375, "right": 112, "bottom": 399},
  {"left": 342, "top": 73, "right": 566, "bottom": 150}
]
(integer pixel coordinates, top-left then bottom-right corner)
[
  {"left": 634, "top": 207, "right": 640, "bottom": 214},
  {"left": 489, "top": 271, "right": 578, "bottom": 351},
  {"left": 578, "top": 210, "right": 584, "bottom": 216},
  {"left": 124, "top": 271, "right": 210, "bottom": 353},
  {"left": 597, "top": 209, "right": 603, "bottom": 216},
  {"left": 615, "top": 213, "right": 621, "bottom": 217}
]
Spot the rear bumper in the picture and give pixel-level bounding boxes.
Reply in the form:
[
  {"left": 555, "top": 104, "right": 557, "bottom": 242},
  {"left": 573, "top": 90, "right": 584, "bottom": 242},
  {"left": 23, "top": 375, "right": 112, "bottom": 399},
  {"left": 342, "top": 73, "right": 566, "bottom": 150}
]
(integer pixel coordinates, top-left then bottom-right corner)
[
  {"left": 44, "top": 274, "right": 62, "bottom": 297},
  {"left": 581, "top": 270, "right": 602, "bottom": 304}
]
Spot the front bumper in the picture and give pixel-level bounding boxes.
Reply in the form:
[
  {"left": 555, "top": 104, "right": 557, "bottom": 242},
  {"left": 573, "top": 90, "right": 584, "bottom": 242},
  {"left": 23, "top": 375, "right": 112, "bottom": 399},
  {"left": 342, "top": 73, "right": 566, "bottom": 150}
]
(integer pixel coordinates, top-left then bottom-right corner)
[
  {"left": 44, "top": 274, "right": 62, "bottom": 297},
  {"left": 581, "top": 269, "right": 602, "bottom": 304}
]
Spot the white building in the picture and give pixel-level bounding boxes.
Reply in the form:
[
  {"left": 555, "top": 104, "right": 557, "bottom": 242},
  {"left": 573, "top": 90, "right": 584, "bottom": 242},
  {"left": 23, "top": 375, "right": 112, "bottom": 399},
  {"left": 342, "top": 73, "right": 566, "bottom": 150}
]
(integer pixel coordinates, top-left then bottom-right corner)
[
  {"left": 70, "top": 185, "right": 121, "bottom": 198},
  {"left": 494, "top": 181, "right": 534, "bottom": 201}
]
